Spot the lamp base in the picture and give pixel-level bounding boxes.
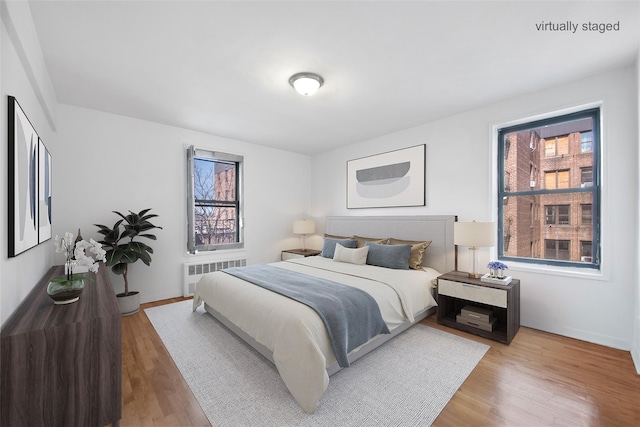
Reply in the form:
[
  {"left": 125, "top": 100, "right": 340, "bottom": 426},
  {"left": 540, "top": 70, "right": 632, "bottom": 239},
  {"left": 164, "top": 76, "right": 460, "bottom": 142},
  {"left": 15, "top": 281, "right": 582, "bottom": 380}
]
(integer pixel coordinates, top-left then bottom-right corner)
[{"left": 468, "top": 247, "right": 481, "bottom": 280}]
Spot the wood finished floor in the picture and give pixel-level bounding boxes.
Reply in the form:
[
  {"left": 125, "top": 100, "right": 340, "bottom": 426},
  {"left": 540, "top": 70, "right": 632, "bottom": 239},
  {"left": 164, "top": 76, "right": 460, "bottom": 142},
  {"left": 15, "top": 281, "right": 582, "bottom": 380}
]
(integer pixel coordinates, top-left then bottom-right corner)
[{"left": 118, "top": 298, "right": 640, "bottom": 426}]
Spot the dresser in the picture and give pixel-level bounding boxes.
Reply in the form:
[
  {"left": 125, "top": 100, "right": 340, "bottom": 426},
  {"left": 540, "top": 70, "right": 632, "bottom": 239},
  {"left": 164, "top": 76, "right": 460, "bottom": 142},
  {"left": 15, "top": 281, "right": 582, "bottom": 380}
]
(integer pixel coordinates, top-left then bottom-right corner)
[
  {"left": 437, "top": 271, "right": 520, "bottom": 344},
  {"left": 1, "top": 265, "right": 122, "bottom": 426}
]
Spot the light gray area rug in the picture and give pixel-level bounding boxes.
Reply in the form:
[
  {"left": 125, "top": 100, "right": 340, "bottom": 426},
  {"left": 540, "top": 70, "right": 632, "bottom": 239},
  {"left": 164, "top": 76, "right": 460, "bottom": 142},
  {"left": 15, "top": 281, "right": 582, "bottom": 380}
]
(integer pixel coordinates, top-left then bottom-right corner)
[{"left": 146, "top": 300, "right": 489, "bottom": 426}]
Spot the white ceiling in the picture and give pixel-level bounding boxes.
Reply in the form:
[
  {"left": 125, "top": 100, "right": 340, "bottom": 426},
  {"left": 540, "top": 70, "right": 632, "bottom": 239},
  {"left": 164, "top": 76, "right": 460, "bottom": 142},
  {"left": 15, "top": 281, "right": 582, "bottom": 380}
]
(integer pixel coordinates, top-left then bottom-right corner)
[{"left": 29, "top": 1, "right": 639, "bottom": 155}]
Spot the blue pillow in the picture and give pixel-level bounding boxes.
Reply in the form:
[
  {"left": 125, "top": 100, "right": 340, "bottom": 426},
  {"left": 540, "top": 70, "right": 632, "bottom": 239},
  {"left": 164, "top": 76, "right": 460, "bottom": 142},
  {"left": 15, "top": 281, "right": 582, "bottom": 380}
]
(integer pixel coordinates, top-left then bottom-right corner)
[
  {"left": 365, "top": 242, "right": 411, "bottom": 270},
  {"left": 321, "top": 238, "right": 357, "bottom": 258}
]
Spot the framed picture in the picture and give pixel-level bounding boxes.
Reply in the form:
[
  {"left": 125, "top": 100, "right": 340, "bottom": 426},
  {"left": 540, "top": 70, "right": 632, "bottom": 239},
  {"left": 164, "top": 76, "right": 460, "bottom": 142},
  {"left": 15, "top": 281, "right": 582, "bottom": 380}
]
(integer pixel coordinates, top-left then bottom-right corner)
[
  {"left": 8, "top": 96, "right": 41, "bottom": 256},
  {"left": 38, "top": 138, "right": 52, "bottom": 243},
  {"left": 347, "top": 144, "right": 426, "bottom": 209}
]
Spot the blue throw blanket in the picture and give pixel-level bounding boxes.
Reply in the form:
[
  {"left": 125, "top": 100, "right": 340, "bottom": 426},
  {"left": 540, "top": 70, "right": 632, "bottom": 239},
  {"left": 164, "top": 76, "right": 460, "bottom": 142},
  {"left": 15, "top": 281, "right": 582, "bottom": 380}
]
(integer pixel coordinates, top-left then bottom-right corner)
[{"left": 223, "top": 264, "right": 390, "bottom": 368}]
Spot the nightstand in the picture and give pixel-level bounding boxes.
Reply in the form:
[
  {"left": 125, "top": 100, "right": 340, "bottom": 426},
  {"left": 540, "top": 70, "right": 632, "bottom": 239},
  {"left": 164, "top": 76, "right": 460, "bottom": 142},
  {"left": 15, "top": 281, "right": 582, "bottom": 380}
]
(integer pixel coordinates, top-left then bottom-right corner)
[
  {"left": 436, "top": 271, "right": 520, "bottom": 344},
  {"left": 281, "top": 249, "right": 322, "bottom": 261}
]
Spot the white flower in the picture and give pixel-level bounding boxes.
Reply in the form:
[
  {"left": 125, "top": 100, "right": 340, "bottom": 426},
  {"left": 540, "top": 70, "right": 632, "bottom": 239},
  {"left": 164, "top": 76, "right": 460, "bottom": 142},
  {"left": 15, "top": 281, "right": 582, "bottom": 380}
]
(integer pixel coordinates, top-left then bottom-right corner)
[
  {"left": 55, "top": 231, "right": 106, "bottom": 282},
  {"left": 88, "top": 239, "right": 106, "bottom": 261},
  {"left": 54, "top": 235, "right": 63, "bottom": 252}
]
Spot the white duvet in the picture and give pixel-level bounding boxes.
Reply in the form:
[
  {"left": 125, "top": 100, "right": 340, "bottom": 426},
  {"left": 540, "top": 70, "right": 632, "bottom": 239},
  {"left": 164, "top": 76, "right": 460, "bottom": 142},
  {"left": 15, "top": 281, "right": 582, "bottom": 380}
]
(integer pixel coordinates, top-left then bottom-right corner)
[{"left": 192, "top": 256, "right": 439, "bottom": 413}]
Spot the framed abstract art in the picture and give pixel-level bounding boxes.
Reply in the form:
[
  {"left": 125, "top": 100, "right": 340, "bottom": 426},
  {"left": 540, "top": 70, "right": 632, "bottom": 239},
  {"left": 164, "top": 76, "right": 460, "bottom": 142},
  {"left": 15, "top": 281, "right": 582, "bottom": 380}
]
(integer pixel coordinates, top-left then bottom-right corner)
[
  {"left": 38, "top": 139, "right": 52, "bottom": 243},
  {"left": 8, "top": 96, "right": 51, "bottom": 257},
  {"left": 347, "top": 144, "right": 426, "bottom": 209}
]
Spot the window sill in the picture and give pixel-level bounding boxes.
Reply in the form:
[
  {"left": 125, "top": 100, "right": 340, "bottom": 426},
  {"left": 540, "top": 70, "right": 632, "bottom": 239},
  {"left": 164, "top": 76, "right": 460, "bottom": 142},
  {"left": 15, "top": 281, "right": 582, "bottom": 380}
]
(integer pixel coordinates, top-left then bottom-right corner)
[
  {"left": 504, "top": 261, "right": 607, "bottom": 282},
  {"left": 187, "top": 247, "right": 246, "bottom": 258}
]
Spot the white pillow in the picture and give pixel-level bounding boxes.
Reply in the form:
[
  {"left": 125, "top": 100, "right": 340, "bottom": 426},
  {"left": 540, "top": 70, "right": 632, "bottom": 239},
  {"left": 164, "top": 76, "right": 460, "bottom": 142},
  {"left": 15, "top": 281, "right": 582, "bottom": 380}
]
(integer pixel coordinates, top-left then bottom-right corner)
[{"left": 333, "top": 243, "right": 369, "bottom": 265}]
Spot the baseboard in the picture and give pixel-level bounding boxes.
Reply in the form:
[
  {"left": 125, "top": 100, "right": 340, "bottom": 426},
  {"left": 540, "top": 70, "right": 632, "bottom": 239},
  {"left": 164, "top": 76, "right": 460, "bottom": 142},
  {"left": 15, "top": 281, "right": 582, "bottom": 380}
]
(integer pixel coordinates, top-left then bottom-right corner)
[
  {"left": 523, "top": 319, "right": 631, "bottom": 351},
  {"left": 632, "top": 346, "right": 640, "bottom": 375},
  {"left": 140, "top": 289, "right": 185, "bottom": 304},
  {"left": 633, "top": 314, "right": 640, "bottom": 374}
]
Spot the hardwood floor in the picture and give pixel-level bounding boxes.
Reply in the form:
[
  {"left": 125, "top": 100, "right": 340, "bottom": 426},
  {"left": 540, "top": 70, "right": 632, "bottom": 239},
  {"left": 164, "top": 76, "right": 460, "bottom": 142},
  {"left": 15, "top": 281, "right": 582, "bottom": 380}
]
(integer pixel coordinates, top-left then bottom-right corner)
[
  {"left": 120, "top": 298, "right": 209, "bottom": 427},
  {"left": 427, "top": 319, "right": 640, "bottom": 426},
  {"left": 119, "top": 298, "right": 640, "bottom": 426}
]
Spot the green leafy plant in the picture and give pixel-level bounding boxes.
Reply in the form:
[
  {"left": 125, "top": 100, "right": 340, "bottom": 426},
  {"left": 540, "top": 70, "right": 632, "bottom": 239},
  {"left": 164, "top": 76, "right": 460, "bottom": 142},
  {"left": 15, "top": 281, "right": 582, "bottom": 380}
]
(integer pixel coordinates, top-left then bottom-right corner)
[{"left": 95, "top": 208, "right": 162, "bottom": 296}]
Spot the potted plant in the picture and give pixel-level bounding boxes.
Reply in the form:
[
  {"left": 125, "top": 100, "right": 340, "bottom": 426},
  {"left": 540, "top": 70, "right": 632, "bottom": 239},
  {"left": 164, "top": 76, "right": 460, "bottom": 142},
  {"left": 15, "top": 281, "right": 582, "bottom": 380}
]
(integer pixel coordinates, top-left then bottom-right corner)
[{"left": 95, "top": 208, "right": 162, "bottom": 316}]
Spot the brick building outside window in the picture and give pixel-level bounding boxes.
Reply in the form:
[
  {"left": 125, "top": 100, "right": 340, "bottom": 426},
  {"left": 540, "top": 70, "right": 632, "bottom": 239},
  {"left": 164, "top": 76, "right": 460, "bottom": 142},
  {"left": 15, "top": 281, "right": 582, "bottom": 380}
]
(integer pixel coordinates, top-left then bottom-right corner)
[{"left": 498, "top": 109, "right": 600, "bottom": 268}]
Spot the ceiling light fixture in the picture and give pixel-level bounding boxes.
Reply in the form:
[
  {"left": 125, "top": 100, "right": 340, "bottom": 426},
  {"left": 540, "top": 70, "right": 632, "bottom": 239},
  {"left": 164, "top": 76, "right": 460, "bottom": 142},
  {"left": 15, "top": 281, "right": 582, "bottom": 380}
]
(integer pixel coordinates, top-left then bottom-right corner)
[{"left": 289, "top": 72, "right": 324, "bottom": 96}]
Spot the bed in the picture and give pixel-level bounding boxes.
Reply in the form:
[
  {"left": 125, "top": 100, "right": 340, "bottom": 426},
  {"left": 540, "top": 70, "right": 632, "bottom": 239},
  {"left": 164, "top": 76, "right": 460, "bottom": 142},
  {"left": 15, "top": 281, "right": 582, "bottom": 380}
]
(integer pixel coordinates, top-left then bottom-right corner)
[{"left": 192, "top": 215, "right": 456, "bottom": 413}]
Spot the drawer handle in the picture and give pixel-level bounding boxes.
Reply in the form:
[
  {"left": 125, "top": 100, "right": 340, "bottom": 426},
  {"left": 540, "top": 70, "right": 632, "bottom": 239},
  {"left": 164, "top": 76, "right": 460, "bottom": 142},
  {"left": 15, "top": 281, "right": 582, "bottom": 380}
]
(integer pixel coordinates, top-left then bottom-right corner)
[{"left": 462, "top": 284, "right": 477, "bottom": 289}]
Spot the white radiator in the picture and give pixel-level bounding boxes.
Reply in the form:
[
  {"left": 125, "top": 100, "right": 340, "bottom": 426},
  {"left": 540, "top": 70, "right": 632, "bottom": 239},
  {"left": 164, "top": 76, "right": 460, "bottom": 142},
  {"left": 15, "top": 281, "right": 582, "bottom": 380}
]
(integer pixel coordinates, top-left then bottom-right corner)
[{"left": 183, "top": 256, "right": 247, "bottom": 297}]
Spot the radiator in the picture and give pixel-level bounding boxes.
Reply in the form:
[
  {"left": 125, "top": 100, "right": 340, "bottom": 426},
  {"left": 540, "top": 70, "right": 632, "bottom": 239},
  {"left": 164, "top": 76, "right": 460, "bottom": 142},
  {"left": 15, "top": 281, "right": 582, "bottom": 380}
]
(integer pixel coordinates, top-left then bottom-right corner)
[{"left": 183, "top": 256, "right": 247, "bottom": 297}]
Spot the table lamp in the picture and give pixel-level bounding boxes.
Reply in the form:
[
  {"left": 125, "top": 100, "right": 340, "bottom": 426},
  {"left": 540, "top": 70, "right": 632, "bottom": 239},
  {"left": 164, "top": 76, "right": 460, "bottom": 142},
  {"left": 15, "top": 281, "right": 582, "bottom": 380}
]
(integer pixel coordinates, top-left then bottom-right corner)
[
  {"left": 454, "top": 221, "right": 496, "bottom": 279},
  {"left": 293, "top": 219, "right": 315, "bottom": 251}
]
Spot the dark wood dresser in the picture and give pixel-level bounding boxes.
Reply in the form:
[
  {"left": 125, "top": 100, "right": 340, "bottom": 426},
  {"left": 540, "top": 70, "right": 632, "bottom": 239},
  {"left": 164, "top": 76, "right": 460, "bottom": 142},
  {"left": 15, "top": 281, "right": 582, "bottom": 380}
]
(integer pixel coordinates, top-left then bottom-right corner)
[{"left": 1, "top": 265, "right": 122, "bottom": 426}]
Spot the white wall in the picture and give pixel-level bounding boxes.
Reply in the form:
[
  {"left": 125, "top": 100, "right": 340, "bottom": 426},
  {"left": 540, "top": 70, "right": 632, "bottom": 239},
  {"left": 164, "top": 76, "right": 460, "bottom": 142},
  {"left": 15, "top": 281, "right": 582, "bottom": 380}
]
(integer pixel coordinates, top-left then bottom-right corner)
[
  {"left": 0, "top": 0, "right": 311, "bottom": 321},
  {"left": 51, "top": 105, "right": 312, "bottom": 303},
  {"left": 0, "top": 1, "right": 57, "bottom": 325},
  {"left": 311, "top": 67, "right": 638, "bottom": 351}
]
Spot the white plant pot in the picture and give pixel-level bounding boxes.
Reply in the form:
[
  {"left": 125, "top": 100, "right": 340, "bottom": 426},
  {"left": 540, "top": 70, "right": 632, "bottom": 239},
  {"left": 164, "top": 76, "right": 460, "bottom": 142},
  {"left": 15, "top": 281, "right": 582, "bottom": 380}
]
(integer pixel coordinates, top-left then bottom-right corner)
[{"left": 117, "top": 291, "right": 140, "bottom": 316}]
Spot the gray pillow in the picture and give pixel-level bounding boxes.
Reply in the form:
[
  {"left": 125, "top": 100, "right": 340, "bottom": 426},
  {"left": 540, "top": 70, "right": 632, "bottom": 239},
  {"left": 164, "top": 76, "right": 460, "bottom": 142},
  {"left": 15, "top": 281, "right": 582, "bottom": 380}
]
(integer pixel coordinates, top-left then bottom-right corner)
[
  {"left": 365, "top": 242, "right": 411, "bottom": 270},
  {"left": 321, "top": 238, "right": 357, "bottom": 258}
]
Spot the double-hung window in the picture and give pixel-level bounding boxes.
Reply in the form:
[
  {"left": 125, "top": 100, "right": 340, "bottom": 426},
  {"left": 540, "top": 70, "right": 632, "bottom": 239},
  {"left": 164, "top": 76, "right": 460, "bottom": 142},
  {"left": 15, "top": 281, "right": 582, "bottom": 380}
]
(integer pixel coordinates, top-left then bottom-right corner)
[
  {"left": 187, "top": 146, "right": 243, "bottom": 253},
  {"left": 498, "top": 108, "right": 600, "bottom": 268}
]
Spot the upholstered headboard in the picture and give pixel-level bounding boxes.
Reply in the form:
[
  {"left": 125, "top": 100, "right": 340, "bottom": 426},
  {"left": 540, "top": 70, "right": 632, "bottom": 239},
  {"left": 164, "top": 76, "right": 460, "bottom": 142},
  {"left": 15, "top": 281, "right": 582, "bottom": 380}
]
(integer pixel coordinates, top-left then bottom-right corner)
[{"left": 325, "top": 215, "right": 456, "bottom": 274}]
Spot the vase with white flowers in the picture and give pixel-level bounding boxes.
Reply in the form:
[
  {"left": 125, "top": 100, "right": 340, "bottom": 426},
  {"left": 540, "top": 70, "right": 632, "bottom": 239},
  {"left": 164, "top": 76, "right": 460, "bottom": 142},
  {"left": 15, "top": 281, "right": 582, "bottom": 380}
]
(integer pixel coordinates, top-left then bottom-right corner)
[{"left": 48, "top": 231, "right": 106, "bottom": 304}]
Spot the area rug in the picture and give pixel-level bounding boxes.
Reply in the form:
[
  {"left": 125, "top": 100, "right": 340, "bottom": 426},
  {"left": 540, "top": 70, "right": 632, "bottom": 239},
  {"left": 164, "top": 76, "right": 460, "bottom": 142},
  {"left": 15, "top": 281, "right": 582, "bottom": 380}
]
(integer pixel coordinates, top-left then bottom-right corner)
[{"left": 145, "top": 300, "right": 489, "bottom": 426}]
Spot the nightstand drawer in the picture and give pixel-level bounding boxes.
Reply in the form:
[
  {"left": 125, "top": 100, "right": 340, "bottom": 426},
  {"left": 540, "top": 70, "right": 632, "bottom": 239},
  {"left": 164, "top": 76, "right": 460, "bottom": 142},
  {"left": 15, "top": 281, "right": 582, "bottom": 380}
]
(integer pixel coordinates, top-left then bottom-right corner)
[
  {"left": 438, "top": 279, "right": 507, "bottom": 308},
  {"left": 281, "top": 249, "right": 321, "bottom": 261},
  {"left": 282, "top": 252, "right": 303, "bottom": 260}
]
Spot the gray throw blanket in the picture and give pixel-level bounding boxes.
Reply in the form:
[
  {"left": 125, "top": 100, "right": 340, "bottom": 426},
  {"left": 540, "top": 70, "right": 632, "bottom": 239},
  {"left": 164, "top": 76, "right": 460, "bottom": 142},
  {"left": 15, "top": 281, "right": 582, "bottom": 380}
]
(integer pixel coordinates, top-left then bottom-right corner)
[{"left": 223, "top": 264, "right": 390, "bottom": 368}]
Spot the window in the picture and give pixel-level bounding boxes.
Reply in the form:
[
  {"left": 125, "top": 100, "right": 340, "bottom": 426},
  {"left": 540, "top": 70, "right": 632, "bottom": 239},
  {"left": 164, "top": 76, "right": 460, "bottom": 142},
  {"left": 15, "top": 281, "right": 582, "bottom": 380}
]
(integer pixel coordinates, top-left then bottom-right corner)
[
  {"left": 544, "top": 135, "right": 569, "bottom": 157},
  {"left": 529, "top": 202, "right": 534, "bottom": 226},
  {"left": 581, "top": 167, "right": 593, "bottom": 187},
  {"left": 545, "top": 205, "right": 569, "bottom": 225},
  {"left": 545, "top": 239, "right": 570, "bottom": 260},
  {"left": 529, "top": 164, "right": 537, "bottom": 188},
  {"left": 581, "top": 131, "right": 593, "bottom": 152},
  {"left": 498, "top": 108, "right": 600, "bottom": 268},
  {"left": 545, "top": 170, "right": 569, "bottom": 189},
  {"left": 581, "top": 204, "right": 592, "bottom": 225},
  {"left": 580, "top": 241, "right": 592, "bottom": 262},
  {"left": 187, "top": 146, "right": 243, "bottom": 253}
]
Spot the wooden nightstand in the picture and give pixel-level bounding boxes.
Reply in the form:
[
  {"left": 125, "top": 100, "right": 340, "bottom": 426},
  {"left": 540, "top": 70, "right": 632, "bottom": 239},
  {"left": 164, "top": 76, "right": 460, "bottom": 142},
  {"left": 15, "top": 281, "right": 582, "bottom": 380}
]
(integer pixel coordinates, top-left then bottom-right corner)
[
  {"left": 280, "top": 249, "right": 322, "bottom": 261},
  {"left": 436, "top": 271, "right": 520, "bottom": 344},
  {"left": 281, "top": 249, "right": 322, "bottom": 261}
]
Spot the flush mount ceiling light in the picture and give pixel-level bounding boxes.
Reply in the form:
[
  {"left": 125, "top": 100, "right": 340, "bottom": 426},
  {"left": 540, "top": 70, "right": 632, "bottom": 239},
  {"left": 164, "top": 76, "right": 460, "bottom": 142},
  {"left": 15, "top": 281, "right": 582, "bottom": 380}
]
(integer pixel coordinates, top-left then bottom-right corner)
[{"left": 289, "top": 72, "right": 324, "bottom": 96}]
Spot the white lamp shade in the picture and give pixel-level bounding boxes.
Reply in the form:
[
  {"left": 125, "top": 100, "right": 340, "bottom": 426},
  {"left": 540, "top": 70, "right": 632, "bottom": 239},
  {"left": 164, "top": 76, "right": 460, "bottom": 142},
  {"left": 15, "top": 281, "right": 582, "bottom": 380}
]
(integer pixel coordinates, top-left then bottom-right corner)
[
  {"left": 293, "top": 219, "right": 315, "bottom": 235},
  {"left": 454, "top": 221, "right": 496, "bottom": 247},
  {"left": 292, "top": 77, "right": 320, "bottom": 96},
  {"left": 289, "top": 73, "right": 324, "bottom": 96}
]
